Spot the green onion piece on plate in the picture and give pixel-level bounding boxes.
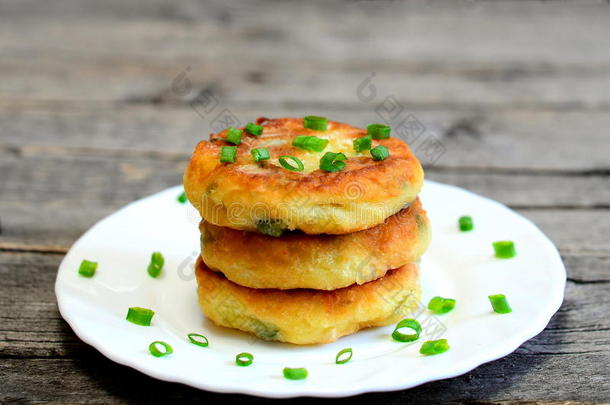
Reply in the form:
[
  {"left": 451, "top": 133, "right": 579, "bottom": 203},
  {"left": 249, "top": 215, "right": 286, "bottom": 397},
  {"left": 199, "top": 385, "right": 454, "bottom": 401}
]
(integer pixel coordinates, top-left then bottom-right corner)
[
  {"left": 292, "top": 135, "right": 329, "bottom": 152},
  {"left": 458, "top": 215, "right": 473, "bottom": 231},
  {"left": 489, "top": 294, "right": 512, "bottom": 314},
  {"left": 235, "top": 352, "right": 254, "bottom": 367},
  {"left": 126, "top": 307, "right": 155, "bottom": 326},
  {"left": 147, "top": 251, "right": 164, "bottom": 278},
  {"left": 245, "top": 122, "right": 263, "bottom": 136},
  {"left": 420, "top": 339, "right": 450, "bottom": 356},
  {"left": 353, "top": 134, "right": 372, "bottom": 152},
  {"left": 493, "top": 241, "right": 516, "bottom": 258},
  {"left": 392, "top": 318, "right": 422, "bottom": 342},
  {"left": 220, "top": 146, "right": 237, "bottom": 163},
  {"left": 177, "top": 191, "right": 187, "bottom": 204},
  {"left": 279, "top": 155, "right": 304, "bottom": 172},
  {"left": 335, "top": 348, "right": 353, "bottom": 365},
  {"left": 225, "top": 127, "right": 243, "bottom": 145},
  {"left": 319, "top": 151, "right": 347, "bottom": 172},
  {"left": 370, "top": 145, "right": 389, "bottom": 161},
  {"left": 367, "top": 123, "right": 391, "bottom": 139},
  {"left": 187, "top": 333, "right": 209, "bottom": 347},
  {"left": 303, "top": 115, "right": 328, "bottom": 131},
  {"left": 149, "top": 341, "right": 173, "bottom": 357},
  {"left": 78, "top": 259, "right": 98, "bottom": 278},
  {"left": 251, "top": 148, "right": 270, "bottom": 162},
  {"left": 283, "top": 367, "right": 308, "bottom": 380},
  {"left": 428, "top": 296, "right": 456, "bottom": 314}
]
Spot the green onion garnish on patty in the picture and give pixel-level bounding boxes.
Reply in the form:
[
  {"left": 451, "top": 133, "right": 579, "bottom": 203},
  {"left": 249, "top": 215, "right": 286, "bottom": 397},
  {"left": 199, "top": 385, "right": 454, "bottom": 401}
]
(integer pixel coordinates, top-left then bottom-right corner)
[
  {"left": 225, "top": 127, "right": 243, "bottom": 145},
  {"left": 283, "top": 367, "right": 308, "bottom": 380},
  {"left": 251, "top": 148, "right": 270, "bottom": 162},
  {"left": 78, "top": 259, "right": 98, "bottom": 278},
  {"left": 292, "top": 135, "right": 329, "bottom": 152},
  {"left": 353, "top": 134, "right": 372, "bottom": 152},
  {"left": 367, "top": 123, "right": 391, "bottom": 139},
  {"left": 149, "top": 341, "right": 173, "bottom": 357},
  {"left": 420, "top": 339, "right": 450, "bottom": 356},
  {"left": 492, "top": 241, "right": 516, "bottom": 258},
  {"left": 177, "top": 191, "right": 187, "bottom": 204},
  {"left": 235, "top": 352, "right": 254, "bottom": 367},
  {"left": 187, "top": 333, "right": 209, "bottom": 347},
  {"left": 335, "top": 348, "right": 353, "bottom": 364},
  {"left": 256, "top": 219, "right": 286, "bottom": 237},
  {"left": 147, "top": 251, "right": 164, "bottom": 278},
  {"left": 279, "top": 155, "right": 304, "bottom": 172},
  {"left": 489, "top": 294, "right": 512, "bottom": 314},
  {"left": 126, "top": 307, "right": 155, "bottom": 326},
  {"left": 458, "top": 215, "right": 473, "bottom": 231},
  {"left": 319, "top": 151, "right": 347, "bottom": 172},
  {"left": 303, "top": 115, "right": 328, "bottom": 131},
  {"left": 428, "top": 296, "right": 456, "bottom": 314},
  {"left": 219, "top": 146, "right": 237, "bottom": 163},
  {"left": 245, "top": 122, "right": 263, "bottom": 136},
  {"left": 392, "top": 318, "right": 422, "bottom": 342},
  {"left": 370, "top": 145, "right": 389, "bottom": 161}
]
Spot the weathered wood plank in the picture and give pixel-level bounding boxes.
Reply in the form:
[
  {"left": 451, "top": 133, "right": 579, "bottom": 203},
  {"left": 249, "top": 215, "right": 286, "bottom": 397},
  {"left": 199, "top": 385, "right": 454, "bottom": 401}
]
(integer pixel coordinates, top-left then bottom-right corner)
[
  {"left": 1, "top": 244, "right": 608, "bottom": 358},
  {"left": 1, "top": 1, "right": 610, "bottom": 109},
  {"left": 2, "top": 105, "right": 610, "bottom": 171},
  {"left": 0, "top": 151, "right": 608, "bottom": 251},
  {"left": 0, "top": 251, "right": 608, "bottom": 403}
]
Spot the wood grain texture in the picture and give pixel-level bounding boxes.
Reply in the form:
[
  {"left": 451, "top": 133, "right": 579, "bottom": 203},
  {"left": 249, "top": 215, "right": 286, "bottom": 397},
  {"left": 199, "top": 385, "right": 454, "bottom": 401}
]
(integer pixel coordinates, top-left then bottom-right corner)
[
  {"left": 0, "top": 0, "right": 609, "bottom": 403},
  {"left": 0, "top": 252, "right": 608, "bottom": 403}
]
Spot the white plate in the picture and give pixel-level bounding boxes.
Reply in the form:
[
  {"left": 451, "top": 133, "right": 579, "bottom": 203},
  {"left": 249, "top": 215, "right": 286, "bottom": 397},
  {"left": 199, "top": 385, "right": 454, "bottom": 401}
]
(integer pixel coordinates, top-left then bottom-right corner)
[{"left": 55, "top": 181, "right": 565, "bottom": 398}]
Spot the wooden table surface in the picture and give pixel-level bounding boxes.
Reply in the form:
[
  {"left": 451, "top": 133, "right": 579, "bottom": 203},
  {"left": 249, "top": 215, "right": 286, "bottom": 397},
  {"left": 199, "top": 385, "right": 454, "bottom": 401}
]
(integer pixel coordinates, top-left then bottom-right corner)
[{"left": 1, "top": 1, "right": 609, "bottom": 403}]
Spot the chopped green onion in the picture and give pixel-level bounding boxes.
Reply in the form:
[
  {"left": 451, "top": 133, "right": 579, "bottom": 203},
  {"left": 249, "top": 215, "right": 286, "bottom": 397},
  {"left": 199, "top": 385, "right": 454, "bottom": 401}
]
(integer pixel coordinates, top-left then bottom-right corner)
[
  {"left": 256, "top": 219, "right": 286, "bottom": 237},
  {"left": 458, "top": 215, "right": 473, "bottom": 231},
  {"left": 428, "top": 296, "right": 456, "bottom": 314},
  {"left": 279, "top": 155, "right": 304, "bottom": 172},
  {"left": 235, "top": 352, "right": 254, "bottom": 367},
  {"left": 319, "top": 151, "right": 347, "bottom": 172},
  {"left": 147, "top": 252, "right": 164, "bottom": 278},
  {"left": 292, "top": 135, "right": 329, "bottom": 152},
  {"left": 177, "top": 191, "right": 187, "bottom": 204},
  {"left": 493, "top": 241, "right": 516, "bottom": 258},
  {"left": 489, "top": 294, "right": 512, "bottom": 314},
  {"left": 335, "top": 348, "right": 353, "bottom": 364},
  {"left": 283, "top": 367, "right": 308, "bottom": 380},
  {"left": 126, "top": 307, "right": 154, "bottom": 326},
  {"left": 392, "top": 318, "right": 422, "bottom": 342},
  {"left": 149, "top": 341, "right": 173, "bottom": 357},
  {"left": 220, "top": 146, "right": 237, "bottom": 163},
  {"left": 420, "top": 339, "right": 450, "bottom": 356},
  {"left": 245, "top": 122, "right": 263, "bottom": 136},
  {"left": 251, "top": 148, "right": 270, "bottom": 162},
  {"left": 367, "top": 123, "right": 391, "bottom": 139},
  {"left": 370, "top": 145, "right": 389, "bottom": 161},
  {"left": 187, "top": 333, "right": 209, "bottom": 347},
  {"left": 78, "top": 259, "right": 98, "bottom": 278},
  {"left": 303, "top": 115, "right": 328, "bottom": 131},
  {"left": 225, "top": 127, "right": 243, "bottom": 145},
  {"left": 353, "top": 135, "right": 372, "bottom": 152}
]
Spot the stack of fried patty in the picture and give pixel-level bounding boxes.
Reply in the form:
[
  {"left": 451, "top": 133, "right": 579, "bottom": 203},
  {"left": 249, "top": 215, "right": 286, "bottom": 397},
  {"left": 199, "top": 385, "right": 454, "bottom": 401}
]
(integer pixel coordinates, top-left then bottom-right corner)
[{"left": 184, "top": 117, "right": 430, "bottom": 344}]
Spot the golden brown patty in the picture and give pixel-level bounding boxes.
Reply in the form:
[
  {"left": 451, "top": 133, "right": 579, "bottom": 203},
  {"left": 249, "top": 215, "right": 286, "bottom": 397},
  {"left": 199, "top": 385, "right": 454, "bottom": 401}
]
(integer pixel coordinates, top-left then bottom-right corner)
[
  {"left": 184, "top": 117, "right": 424, "bottom": 235},
  {"left": 201, "top": 198, "right": 431, "bottom": 290},
  {"left": 195, "top": 259, "right": 421, "bottom": 345}
]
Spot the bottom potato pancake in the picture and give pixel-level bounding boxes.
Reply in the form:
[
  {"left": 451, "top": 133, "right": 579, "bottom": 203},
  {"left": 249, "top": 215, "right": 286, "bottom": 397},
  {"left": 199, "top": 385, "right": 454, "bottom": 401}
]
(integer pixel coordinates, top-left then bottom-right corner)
[{"left": 195, "top": 259, "right": 421, "bottom": 345}]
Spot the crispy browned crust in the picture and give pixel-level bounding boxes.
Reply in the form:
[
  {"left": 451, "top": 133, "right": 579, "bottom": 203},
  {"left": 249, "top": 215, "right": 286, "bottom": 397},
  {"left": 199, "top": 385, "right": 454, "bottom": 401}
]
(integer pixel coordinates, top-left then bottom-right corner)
[
  {"left": 184, "top": 117, "right": 424, "bottom": 234},
  {"left": 195, "top": 258, "right": 421, "bottom": 345},
  {"left": 201, "top": 198, "right": 431, "bottom": 290}
]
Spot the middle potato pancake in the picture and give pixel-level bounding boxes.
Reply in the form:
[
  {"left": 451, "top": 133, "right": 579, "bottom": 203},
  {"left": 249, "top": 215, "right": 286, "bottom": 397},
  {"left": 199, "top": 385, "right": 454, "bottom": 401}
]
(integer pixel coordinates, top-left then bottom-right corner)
[{"left": 201, "top": 198, "right": 431, "bottom": 290}]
